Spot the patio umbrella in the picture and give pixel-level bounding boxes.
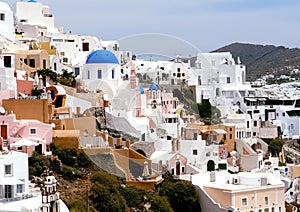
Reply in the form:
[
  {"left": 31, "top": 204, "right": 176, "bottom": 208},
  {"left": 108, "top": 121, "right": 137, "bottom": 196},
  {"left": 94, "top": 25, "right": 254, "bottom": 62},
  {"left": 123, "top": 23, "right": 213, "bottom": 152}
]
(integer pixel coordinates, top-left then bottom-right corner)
[
  {"left": 142, "top": 161, "right": 150, "bottom": 177},
  {"left": 11, "top": 138, "right": 39, "bottom": 147}
]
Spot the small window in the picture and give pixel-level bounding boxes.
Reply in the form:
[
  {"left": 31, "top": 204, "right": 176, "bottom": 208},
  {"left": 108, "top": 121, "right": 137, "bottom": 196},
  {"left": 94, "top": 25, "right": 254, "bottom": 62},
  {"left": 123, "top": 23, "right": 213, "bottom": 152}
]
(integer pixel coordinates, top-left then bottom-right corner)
[
  {"left": 29, "top": 59, "right": 35, "bottom": 68},
  {"left": 241, "top": 197, "right": 247, "bottom": 206},
  {"left": 97, "top": 69, "right": 102, "bottom": 79},
  {"left": 229, "top": 128, "right": 232, "bottom": 131},
  {"left": 4, "top": 56, "right": 12, "bottom": 68},
  {"left": 112, "top": 69, "right": 115, "bottom": 79},
  {"left": 253, "top": 132, "right": 257, "bottom": 136},
  {"left": 177, "top": 68, "right": 181, "bottom": 72},
  {"left": 264, "top": 196, "right": 269, "bottom": 205},
  {"left": 182, "top": 73, "right": 185, "bottom": 77},
  {"left": 0, "top": 13, "right": 5, "bottom": 21},
  {"left": 264, "top": 209, "right": 269, "bottom": 212},
  {"left": 254, "top": 110, "right": 260, "bottom": 114},
  {"left": 5, "top": 164, "right": 12, "bottom": 176},
  {"left": 254, "top": 121, "right": 257, "bottom": 127},
  {"left": 87, "top": 70, "right": 90, "bottom": 79},
  {"left": 247, "top": 121, "right": 250, "bottom": 128},
  {"left": 213, "top": 135, "right": 217, "bottom": 141},
  {"left": 63, "top": 57, "right": 68, "bottom": 63},
  {"left": 229, "top": 134, "right": 232, "bottom": 139},
  {"left": 206, "top": 152, "right": 210, "bottom": 157},
  {"left": 17, "top": 184, "right": 23, "bottom": 193},
  {"left": 173, "top": 73, "right": 176, "bottom": 77},
  {"left": 74, "top": 67, "right": 80, "bottom": 76},
  {"left": 181, "top": 167, "right": 184, "bottom": 173},
  {"left": 54, "top": 62, "right": 57, "bottom": 71},
  {"left": 30, "top": 128, "right": 37, "bottom": 135},
  {"left": 82, "top": 42, "right": 89, "bottom": 51},
  {"left": 193, "top": 149, "right": 198, "bottom": 155},
  {"left": 43, "top": 59, "right": 47, "bottom": 69},
  {"left": 227, "top": 77, "right": 231, "bottom": 83},
  {"left": 282, "top": 113, "right": 285, "bottom": 117}
]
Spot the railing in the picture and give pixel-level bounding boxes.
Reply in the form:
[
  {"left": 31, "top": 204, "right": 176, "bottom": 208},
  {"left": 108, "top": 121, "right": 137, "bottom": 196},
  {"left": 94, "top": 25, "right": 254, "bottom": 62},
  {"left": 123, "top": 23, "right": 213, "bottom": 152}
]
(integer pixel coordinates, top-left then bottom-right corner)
[{"left": 0, "top": 193, "right": 36, "bottom": 203}]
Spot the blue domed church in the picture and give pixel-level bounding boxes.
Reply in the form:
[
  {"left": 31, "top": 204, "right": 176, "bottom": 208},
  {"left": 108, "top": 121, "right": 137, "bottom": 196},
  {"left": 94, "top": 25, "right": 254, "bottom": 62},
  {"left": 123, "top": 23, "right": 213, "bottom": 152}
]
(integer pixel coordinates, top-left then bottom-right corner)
[{"left": 81, "top": 49, "right": 122, "bottom": 98}]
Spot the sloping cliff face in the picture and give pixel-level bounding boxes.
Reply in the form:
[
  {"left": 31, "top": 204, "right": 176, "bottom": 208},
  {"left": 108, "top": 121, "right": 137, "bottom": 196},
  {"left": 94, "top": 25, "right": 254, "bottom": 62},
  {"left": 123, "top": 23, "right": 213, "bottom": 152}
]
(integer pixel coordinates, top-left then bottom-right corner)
[{"left": 283, "top": 139, "right": 300, "bottom": 164}]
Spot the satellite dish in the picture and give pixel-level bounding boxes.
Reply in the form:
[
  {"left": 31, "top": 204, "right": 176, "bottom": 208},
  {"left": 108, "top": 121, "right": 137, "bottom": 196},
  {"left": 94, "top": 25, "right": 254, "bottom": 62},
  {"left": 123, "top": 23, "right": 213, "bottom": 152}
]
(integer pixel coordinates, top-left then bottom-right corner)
[{"left": 0, "top": 107, "right": 5, "bottom": 115}]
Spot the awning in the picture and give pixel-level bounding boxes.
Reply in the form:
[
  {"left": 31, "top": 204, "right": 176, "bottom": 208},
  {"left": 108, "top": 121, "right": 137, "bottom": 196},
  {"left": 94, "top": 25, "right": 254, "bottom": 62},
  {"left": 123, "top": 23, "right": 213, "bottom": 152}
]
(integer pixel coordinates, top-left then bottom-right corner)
[
  {"left": 245, "top": 98, "right": 256, "bottom": 102},
  {"left": 11, "top": 138, "right": 39, "bottom": 147},
  {"left": 0, "top": 177, "right": 24, "bottom": 185},
  {"left": 201, "top": 129, "right": 227, "bottom": 134}
]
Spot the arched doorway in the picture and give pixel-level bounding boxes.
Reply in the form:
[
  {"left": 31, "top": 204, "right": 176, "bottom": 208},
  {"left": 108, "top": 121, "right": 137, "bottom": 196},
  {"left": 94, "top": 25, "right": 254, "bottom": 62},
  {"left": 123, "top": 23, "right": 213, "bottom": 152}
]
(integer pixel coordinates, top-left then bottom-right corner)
[
  {"left": 136, "top": 149, "right": 147, "bottom": 157},
  {"left": 207, "top": 160, "right": 215, "bottom": 172}
]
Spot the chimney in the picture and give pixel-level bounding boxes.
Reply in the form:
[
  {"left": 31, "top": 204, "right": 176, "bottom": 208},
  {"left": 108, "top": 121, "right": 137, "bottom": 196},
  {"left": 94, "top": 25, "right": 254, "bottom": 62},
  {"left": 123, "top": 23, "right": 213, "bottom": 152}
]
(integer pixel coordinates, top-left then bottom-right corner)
[{"left": 210, "top": 171, "right": 216, "bottom": 182}]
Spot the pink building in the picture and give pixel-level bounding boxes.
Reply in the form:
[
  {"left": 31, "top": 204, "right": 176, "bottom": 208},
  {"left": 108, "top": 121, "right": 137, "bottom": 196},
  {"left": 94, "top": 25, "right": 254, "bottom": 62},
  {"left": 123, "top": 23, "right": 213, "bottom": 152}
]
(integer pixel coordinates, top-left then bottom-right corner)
[
  {"left": 161, "top": 91, "right": 175, "bottom": 114},
  {"left": 0, "top": 111, "right": 52, "bottom": 157},
  {"left": 16, "top": 70, "right": 34, "bottom": 96}
]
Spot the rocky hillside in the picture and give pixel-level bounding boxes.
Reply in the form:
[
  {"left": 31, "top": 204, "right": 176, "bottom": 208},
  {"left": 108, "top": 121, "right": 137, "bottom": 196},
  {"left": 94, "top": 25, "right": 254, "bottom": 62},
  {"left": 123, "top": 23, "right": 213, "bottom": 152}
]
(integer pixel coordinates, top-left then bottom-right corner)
[{"left": 213, "top": 43, "right": 300, "bottom": 81}]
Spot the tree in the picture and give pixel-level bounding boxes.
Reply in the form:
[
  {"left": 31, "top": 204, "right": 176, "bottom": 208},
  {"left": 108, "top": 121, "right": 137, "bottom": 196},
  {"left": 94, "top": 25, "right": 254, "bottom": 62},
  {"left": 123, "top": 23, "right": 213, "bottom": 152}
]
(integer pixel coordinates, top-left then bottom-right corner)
[
  {"left": 90, "top": 183, "right": 127, "bottom": 212},
  {"left": 29, "top": 152, "right": 50, "bottom": 178},
  {"left": 149, "top": 195, "right": 173, "bottom": 212},
  {"left": 197, "top": 100, "right": 221, "bottom": 124},
  {"left": 120, "top": 186, "right": 146, "bottom": 209},
  {"left": 269, "top": 137, "right": 284, "bottom": 156},
  {"left": 159, "top": 180, "right": 201, "bottom": 212}
]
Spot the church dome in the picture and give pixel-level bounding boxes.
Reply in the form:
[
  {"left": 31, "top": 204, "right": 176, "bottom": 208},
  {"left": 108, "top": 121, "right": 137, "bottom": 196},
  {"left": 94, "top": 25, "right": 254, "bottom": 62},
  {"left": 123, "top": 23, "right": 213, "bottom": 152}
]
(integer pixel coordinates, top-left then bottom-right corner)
[
  {"left": 0, "top": 2, "right": 12, "bottom": 11},
  {"left": 86, "top": 49, "right": 119, "bottom": 64},
  {"left": 149, "top": 83, "right": 160, "bottom": 91}
]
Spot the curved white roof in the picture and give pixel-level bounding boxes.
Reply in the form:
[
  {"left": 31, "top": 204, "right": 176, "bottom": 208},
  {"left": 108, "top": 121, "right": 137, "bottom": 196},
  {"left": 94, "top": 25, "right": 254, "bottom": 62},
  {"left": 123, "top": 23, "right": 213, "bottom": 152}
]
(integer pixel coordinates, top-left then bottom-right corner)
[{"left": 0, "top": 2, "right": 11, "bottom": 12}]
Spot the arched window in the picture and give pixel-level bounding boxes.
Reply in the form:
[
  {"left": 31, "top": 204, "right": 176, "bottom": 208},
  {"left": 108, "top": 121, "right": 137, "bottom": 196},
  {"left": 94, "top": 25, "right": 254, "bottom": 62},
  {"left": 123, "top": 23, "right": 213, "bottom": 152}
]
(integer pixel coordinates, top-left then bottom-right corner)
[{"left": 112, "top": 69, "right": 115, "bottom": 79}]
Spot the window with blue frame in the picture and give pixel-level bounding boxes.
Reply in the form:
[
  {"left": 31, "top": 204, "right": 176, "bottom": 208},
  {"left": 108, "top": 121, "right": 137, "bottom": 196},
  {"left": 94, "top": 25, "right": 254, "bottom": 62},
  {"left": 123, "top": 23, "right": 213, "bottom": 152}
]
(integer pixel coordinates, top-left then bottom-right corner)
[
  {"left": 97, "top": 69, "right": 102, "bottom": 79},
  {"left": 112, "top": 69, "right": 115, "bottom": 79}
]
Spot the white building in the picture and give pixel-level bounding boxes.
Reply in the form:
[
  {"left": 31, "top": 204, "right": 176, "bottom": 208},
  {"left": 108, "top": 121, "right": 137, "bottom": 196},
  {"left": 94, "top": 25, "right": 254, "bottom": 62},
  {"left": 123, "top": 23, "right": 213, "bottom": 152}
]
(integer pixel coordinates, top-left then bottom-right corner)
[
  {"left": 0, "top": 2, "right": 15, "bottom": 42},
  {"left": 13, "top": 0, "right": 56, "bottom": 32},
  {"left": 189, "top": 52, "right": 252, "bottom": 116},
  {"left": 0, "top": 151, "right": 29, "bottom": 200},
  {"left": 222, "top": 114, "right": 252, "bottom": 139}
]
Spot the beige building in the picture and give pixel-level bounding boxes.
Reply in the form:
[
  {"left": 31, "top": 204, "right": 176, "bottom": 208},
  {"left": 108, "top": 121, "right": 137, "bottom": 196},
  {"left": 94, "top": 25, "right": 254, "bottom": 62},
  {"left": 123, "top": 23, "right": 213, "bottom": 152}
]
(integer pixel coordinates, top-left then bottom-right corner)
[
  {"left": 15, "top": 49, "right": 50, "bottom": 74},
  {"left": 192, "top": 172, "right": 285, "bottom": 212},
  {"left": 2, "top": 99, "right": 53, "bottom": 123}
]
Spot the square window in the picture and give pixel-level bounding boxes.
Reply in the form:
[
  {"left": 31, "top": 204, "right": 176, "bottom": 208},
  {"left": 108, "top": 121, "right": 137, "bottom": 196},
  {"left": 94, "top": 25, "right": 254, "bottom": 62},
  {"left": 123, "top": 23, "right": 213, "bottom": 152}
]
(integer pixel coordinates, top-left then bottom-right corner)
[
  {"left": 254, "top": 121, "right": 257, "bottom": 127},
  {"left": 241, "top": 197, "right": 247, "bottom": 206},
  {"left": 30, "top": 128, "right": 37, "bottom": 135},
  {"left": 17, "top": 184, "right": 23, "bottom": 193},
  {"left": 192, "top": 149, "right": 198, "bottom": 155},
  {"left": 5, "top": 164, "right": 12, "bottom": 176}
]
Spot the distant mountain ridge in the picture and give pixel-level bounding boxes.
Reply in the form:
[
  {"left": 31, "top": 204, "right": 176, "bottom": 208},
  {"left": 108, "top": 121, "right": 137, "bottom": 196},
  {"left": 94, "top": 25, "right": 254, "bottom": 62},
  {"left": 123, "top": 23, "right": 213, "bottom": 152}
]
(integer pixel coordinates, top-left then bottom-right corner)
[{"left": 212, "top": 42, "right": 300, "bottom": 81}]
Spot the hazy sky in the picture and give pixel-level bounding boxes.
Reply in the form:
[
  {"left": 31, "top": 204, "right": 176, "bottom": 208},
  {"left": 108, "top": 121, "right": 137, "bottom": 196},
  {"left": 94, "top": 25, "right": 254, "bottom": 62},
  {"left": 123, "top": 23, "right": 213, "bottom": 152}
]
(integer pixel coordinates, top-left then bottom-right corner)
[{"left": 3, "top": 0, "right": 300, "bottom": 53}]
